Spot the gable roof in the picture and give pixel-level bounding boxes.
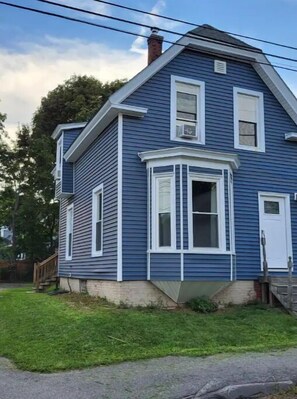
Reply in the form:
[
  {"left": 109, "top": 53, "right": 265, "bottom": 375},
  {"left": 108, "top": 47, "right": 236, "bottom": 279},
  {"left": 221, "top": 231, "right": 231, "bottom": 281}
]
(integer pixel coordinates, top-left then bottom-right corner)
[
  {"left": 64, "top": 25, "right": 297, "bottom": 162},
  {"left": 189, "top": 24, "right": 259, "bottom": 51}
]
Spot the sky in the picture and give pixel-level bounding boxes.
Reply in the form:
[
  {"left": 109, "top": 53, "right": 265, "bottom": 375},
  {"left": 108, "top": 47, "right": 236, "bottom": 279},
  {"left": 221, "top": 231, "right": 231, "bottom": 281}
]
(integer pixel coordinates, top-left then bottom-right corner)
[{"left": 1, "top": 0, "right": 297, "bottom": 138}]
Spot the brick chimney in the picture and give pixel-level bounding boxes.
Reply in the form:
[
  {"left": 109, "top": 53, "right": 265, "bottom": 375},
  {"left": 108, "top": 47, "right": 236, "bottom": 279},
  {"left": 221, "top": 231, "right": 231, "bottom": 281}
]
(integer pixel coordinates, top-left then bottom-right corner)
[{"left": 147, "top": 27, "right": 163, "bottom": 65}]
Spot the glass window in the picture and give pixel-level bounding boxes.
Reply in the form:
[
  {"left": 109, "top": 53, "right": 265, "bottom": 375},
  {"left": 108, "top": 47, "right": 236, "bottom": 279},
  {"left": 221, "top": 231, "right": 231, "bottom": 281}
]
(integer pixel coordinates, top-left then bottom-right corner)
[
  {"left": 192, "top": 181, "right": 219, "bottom": 248},
  {"left": 66, "top": 205, "right": 73, "bottom": 259},
  {"left": 157, "top": 178, "right": 172, "bottom": 247},
  {"left": 175, "top": 82, "right": 199, "bottom": 138},
  {"left": 264, "top": 201, "right": 280, "bottom": 215},
  {"left": 92, "top": 185, "right": 103, "bottom": 256},
  {"left": 56, "top": 137, "right": 63, "bottom": 179}
]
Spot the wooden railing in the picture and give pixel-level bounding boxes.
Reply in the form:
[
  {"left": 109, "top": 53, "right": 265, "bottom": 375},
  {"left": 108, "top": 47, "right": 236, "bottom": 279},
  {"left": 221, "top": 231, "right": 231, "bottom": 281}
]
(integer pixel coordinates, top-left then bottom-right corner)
[{"left": 33, "top": 250, "right": 58, "bottom": 288}]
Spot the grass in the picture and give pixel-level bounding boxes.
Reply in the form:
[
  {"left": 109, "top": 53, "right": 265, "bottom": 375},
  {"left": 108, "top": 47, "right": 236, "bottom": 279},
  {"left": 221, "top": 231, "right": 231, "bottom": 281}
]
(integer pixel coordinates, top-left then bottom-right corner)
[
  {"left": 1, "top": 288, "right": 297, "bottom": 372},
  {"left": 266, "top": 386, "right": 297, "bottom": 398}
]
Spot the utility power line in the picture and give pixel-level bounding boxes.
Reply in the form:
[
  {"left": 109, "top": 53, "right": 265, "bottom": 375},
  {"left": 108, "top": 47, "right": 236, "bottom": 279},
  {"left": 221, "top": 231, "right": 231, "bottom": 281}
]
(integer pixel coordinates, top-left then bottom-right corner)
[
  {"left": 1, "top": 1, "right": 297, "bottom": 73},
  {"left": 94, "top": 0, "right": 297, "bottom": 52},
  {"left": 34, "top": 0, "right": 297, "bottom": 66}
]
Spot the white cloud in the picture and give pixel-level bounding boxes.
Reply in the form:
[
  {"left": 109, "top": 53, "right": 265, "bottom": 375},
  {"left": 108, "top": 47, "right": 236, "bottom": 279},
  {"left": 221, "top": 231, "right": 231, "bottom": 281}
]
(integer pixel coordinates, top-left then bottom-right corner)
[
  {"left": 58, "top": 0, "right": 111, "bottom": 19},
  {"left": 130, "top": 0, "right": 183, "bottom": 55},
  {"left": 0, "top": 36, "right": 146, "bottom": 139}
]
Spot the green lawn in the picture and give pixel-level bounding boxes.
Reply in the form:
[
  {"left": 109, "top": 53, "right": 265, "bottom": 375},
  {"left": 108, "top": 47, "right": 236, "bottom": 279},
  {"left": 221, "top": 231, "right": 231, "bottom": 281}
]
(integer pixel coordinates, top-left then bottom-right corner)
[{"left": 1, "top": 288, "right": 297, "bottom": 372}]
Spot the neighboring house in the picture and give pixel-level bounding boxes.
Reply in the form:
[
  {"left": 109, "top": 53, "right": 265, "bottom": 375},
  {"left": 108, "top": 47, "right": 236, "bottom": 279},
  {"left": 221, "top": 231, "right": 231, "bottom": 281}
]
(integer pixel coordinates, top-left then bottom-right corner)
[
  {"left": 52, "top": 25, "right": 297, "bottom": 307},
  {"left": 0, "top": 226, "right": 12, "bottom": 244}
]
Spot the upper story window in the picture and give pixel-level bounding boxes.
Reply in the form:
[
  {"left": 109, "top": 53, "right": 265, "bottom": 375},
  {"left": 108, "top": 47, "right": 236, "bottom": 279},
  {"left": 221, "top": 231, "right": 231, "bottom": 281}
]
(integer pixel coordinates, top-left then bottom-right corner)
[
  {"left": 234, "top": 87, "right": 265, "bottom": 152},
  {"left": 152, "top": 174, "right": 175, "bottom": 251},
  {"left": 92, "top": 184, "right": 103, "bottom": 257},
  {"left": 171, "top": 76, "right": 205, "bottom": 144},
  {"left": 56, "top": 136, "right": 63, "bottom": 180},
  {"left": 66, "top": 204, "right": 74, "bottom": 260}
]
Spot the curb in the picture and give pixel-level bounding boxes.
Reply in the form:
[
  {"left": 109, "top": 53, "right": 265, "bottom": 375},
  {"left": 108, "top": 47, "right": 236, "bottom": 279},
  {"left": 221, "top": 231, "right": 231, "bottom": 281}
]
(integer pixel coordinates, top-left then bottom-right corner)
[{"left": 195, "top": 380, "right": 294, "bottom": 399}]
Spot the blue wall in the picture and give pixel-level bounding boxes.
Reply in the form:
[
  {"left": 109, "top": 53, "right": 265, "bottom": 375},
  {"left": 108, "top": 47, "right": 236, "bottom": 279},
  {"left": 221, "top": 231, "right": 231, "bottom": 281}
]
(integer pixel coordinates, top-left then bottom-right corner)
[
  {"left": 58, "top": 120, "right": 118, "bottom": 280},
  {"left": 122, "top": 48, "right": 297, "bottom": 281}
]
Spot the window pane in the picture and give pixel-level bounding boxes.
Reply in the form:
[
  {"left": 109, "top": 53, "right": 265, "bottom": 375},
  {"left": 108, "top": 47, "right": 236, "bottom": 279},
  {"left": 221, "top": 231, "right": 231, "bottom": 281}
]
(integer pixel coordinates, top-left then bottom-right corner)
[
  {"left": 239, "top": 121, "right": 257, "bottom": 147},
  {"left": 264, "top": 201, "right": 280, "bottom": 214},
  {"left": 159, "top": 213, "right": 171, "bottom": 247},
  {"left": 97, "top": 193, "right": 102, "bottom": 221},
  {"left": 158, "top": 179, "right": 171, "bottom": 213},
  {"left": 177, "top": 92, "right": 197, "bottom": 115},
  {"left": 177, "top": 111, "right": 196, "bottom": 121},
  {"left": 192, "top": 181, "right": 217, "bottom": 213},
  {"left": 96, "top": 221, "right": 102, "bottom": 251},
  {"left": 68, "top": 233, "right": 72, "bottom": 256},
  {"left": 238, "top": 93, "right": 257, "bottom": 123},
  {"left": 193, "top": 214, "right": 218, "bottom": 247}
]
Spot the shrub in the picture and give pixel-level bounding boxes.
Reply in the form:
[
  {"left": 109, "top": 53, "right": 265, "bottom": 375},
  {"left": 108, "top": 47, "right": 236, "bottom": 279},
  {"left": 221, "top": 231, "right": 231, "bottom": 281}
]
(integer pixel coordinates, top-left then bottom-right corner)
[{"left": 186, "top": 296, "right": 218, "bottom": 313}]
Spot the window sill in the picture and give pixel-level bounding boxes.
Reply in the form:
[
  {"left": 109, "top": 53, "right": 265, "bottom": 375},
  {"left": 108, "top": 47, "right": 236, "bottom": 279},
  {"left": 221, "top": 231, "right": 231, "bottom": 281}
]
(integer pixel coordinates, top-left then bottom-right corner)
[
  {"left": 91, "top": 251, "right": 103, "bottom": 257},
  {"left": 170, "top": 136, "right": 205, "bottom": 145},
  {"left": 65, "top": 256, "right": 72, "bottom": 261},
  {"left": 234, "top": 144, "right": 265, "bottom": 153}
]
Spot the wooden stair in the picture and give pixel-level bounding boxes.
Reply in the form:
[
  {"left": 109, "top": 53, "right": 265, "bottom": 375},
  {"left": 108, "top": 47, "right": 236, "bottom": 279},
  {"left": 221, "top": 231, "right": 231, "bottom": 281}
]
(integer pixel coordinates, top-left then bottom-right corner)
[
  {"left": 33, "top": 251, "right": 58, "bottom": 292},
  {"left": 270, "top": 278, "right": 297, "bottom": 315}
]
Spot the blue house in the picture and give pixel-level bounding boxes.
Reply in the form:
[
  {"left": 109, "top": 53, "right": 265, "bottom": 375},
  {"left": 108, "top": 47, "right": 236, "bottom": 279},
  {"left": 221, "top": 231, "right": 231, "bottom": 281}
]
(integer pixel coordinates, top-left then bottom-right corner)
[{"left": 52, "top": 25, "right": 297, "bottom": 306}]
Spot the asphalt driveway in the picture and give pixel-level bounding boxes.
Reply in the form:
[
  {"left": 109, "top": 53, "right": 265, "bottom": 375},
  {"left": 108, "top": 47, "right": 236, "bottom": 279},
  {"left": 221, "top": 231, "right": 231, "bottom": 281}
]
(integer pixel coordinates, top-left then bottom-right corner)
[{"left": 0, "top": 349, "right": 297, "bottom": 399}]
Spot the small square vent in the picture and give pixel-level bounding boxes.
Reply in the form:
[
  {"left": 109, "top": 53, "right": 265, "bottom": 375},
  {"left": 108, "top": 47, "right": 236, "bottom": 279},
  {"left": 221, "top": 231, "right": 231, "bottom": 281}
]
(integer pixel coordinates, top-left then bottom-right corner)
[{"left": 214, "top": 60, "right": 227, "bottom": 74}]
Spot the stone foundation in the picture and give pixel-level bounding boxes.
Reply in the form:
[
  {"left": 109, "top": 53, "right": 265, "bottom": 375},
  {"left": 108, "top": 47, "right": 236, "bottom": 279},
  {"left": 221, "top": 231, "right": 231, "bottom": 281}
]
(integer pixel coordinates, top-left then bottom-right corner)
[
  {"left": 60, "top": 278, "right": 257, "bottom": 307},
  {"left": 213, "top": 281, "right": 257, "bottom": 305},
  {"left": 60, "top": 278, "right": 177, "bottom": 307}
]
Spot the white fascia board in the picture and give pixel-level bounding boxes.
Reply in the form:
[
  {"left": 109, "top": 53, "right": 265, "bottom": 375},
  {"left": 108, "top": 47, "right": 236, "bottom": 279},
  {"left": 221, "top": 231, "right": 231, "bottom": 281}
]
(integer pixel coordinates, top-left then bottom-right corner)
[
  {"left": 64, "top": 103, "right": 147, "bottom": 162},
  {"left": 51, "top": 122, "right": 87, "bottom": 140},
  {"left": 253, "top": 54, "right": 297, "bottom": 124},
  {"left": 139, "top": 146, "right": 240, "bottom": 170}
]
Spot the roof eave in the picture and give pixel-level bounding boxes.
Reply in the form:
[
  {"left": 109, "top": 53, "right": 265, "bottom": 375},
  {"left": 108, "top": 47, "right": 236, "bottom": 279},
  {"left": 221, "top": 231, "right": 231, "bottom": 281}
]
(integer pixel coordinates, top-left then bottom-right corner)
[{"left": 51, "top": 122, "right": 87, "bottom": 140}]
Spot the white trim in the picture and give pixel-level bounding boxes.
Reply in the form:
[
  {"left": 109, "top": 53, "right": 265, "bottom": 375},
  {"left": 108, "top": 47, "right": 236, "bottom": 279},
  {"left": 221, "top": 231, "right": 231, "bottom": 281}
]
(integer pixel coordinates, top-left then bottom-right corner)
[
  {"left": 52, "top": 122, "right": 87, "bottom": 140},
  {"left": 55, "top": 135, "right": 63, "bottom": 180},
  {"left": 233, "top": 87, "right": 265, "bottom": 152},
  {"left": 152, "top": 172, "right": 176, "bottom": 252},
  {"left": 188, "top": 173, "right": 226, "bottom": 253},
  {"left": 91, "top": 184, "right": 103, "bottom": 257},
  {"left": 170, "top": 75, "right": 205, "bottom": 145},
  {"left": 117, "top": 114, "right": 123, "bottom": 281},
  {"left": 228, "top": 171, "right": 236, "bottom": 280},
  {"left": 147, "top": 168, "right": 151, "bottom": 280},
  {"left": 65, "top": 104, "right": 147, "bottom": 162},
  {"left": 179, "top": 164, "right": 184, "bottom": 281},
  {"left": 258, "top": 192, "right": 293, "bottom": 271},
  {"left": 65, "top": 203, "right": 74, "bottom": 261},
  {"left": 139, "top": 146, "right": 240, "bottom": 170}
]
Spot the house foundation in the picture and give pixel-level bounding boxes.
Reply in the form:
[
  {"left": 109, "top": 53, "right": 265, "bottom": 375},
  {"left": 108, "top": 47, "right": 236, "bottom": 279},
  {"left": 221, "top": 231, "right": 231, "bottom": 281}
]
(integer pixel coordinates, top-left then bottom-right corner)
[{"left": 60, "top": 278, "right": 257, "bottom": 307}]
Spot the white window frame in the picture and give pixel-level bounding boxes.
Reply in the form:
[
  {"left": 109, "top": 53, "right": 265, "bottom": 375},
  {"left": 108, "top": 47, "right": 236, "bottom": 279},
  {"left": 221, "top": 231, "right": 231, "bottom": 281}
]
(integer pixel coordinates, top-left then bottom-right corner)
[
  {"left": 92, "top": 184, "right": 103, "bottom": 257},
  {"left": 56, "top": 136, "right": 63, "bottom": 180},
  {"left": 188, "top": 174, "right": 226, "bottom": 253},
  {"left": 171, "top": 75, "right": 205, "bottom": 145},
  {"left": 65, "top": 203, "right": 74, "bottom": 260},
  {"left": 152, "top": 173, "right": 176, "bottom": 252},
  {"left": 234, "top": 87, "right": 265, "bottom": 152}
]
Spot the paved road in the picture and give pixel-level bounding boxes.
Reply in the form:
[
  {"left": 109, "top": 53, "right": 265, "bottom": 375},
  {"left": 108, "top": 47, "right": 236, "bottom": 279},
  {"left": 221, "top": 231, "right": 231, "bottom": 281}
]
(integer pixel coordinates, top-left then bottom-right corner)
[{"left": 1, "top": 349, "right": 297, "bottom": 399}]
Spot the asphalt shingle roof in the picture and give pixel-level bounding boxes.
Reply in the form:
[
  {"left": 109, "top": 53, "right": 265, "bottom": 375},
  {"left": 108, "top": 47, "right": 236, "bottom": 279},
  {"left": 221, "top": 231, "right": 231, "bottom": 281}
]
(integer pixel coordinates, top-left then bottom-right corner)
[{"left": 189, "top": 24, "right": 261, "bottom": 51}]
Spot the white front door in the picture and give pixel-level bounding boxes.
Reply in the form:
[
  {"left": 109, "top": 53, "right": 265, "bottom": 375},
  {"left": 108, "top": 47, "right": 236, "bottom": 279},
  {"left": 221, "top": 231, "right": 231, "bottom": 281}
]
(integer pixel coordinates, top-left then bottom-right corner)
[{"left": 259, "top": 194, "right": 292, "bottom": 270}]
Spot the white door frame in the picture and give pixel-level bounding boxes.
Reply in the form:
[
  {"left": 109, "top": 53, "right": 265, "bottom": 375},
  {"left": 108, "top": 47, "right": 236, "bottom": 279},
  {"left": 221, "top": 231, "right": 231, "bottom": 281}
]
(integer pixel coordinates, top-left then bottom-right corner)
[{"left": 258, "top": 192, "right": 293, "bottom": 271}]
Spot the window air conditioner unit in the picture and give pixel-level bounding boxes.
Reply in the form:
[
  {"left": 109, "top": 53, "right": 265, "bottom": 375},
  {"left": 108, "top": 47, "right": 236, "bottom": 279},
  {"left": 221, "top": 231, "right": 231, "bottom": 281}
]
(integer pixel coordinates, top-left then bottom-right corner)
[{"left": 177, "top": 124, "right": 197, "bottom": 139}]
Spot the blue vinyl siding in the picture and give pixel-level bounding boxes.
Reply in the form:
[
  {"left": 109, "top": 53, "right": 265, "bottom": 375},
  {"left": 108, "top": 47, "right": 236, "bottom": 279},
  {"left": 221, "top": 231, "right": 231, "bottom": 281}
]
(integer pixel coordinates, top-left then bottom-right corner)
[
  {"left": 58, "top": 120, "right": 118, "bottom": 280},
  {"left": 150, "top": 253, "right": 181, "bottom": 280},
  {"left": 122, "top": 48, "right": 297, "bottom": 281}
]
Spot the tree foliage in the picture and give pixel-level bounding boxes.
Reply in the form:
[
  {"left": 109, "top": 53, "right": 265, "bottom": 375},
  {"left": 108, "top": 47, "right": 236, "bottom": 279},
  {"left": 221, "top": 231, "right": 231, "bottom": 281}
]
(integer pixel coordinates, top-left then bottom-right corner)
[{"left": 0, "top": 75, "right": 126, "bottom": 266}]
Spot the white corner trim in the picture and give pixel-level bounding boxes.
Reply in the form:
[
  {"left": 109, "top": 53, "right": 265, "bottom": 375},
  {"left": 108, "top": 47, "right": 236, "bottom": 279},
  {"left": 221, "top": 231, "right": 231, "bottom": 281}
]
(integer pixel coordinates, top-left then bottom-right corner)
[
  {"left": 117, "top": 114, "right": 123, "bottom": 282},
  {"left": 179, "top": 164, "right": 184, "bottom": 281},
  {"left": 170, "top": 75, "right": 205, "bottom": 145},
  {"left": 233, "top": 87, "right": 265, "bottom": 152},
  {"left": 64, "top": 103, "right": 147, "bottom": 162},
  {"left": 91, "top": 183, "right": 103, "bottom": 258},
  {"left": 65, "top": 203, "right": 74, "bottom": 261},
  {"left": 52, "top": 122, "right": 87, "bottom": 140},
  {"left": 139, "top": 146, "right": 240, "bottom": 170}
]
